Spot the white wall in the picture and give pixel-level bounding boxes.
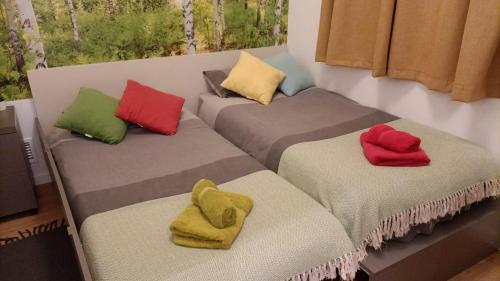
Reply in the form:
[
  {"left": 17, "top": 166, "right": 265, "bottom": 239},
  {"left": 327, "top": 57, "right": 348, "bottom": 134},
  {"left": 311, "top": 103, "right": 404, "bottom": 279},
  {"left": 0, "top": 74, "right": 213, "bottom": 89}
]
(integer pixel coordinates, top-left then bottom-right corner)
[{"left": 287, "top": 0, "right": 500, "bottom": 163}]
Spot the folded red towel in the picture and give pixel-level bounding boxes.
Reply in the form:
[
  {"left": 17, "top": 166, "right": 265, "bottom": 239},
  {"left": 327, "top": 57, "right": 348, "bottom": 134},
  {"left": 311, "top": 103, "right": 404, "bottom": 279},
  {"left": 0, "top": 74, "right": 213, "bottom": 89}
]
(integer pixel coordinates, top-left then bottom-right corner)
[
  {"left": 360, "top": 132, "right": 430, "bottom": 167},
  {"left": 377, "top": 130, "right": 421, "bottom": 153},
  {"left": 365, "top": 124, "right": 394, "bottom": 144}
]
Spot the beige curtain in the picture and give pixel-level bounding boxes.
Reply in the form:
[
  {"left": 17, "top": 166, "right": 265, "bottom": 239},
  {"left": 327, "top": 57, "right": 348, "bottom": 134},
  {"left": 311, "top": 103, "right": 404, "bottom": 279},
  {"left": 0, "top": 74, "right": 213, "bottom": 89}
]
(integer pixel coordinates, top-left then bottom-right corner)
[{"left": 316, "top": 0, "right": 500, "bottom": 102}]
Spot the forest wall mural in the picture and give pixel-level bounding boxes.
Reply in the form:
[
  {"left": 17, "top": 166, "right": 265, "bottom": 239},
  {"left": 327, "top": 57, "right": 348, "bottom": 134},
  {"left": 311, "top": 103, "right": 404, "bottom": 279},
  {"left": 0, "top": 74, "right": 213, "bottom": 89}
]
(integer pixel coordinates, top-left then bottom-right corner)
[{"left": 0, "top": 0, "right": 288, "bottom": 101}]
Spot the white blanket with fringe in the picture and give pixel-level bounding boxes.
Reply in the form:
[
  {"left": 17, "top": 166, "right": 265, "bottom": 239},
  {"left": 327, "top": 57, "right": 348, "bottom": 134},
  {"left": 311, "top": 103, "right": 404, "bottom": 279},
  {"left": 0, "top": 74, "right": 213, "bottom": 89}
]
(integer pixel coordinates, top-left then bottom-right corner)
[
  {"left": 278, "top": 119, "right": 500, "bottom": 251},
  {"left": 80, "top": 171, "right": 362, "bottom": 281}
]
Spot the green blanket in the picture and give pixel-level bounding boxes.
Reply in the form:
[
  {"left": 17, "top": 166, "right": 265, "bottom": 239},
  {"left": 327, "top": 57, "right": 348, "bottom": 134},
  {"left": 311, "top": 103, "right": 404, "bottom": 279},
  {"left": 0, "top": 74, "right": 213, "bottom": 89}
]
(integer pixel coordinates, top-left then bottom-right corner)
[
  {"left": 278, "top": 119, "right": 500, "bottom": 249},
  {"left": 81, "top": 171, "right": 361, "bottom": 281}
]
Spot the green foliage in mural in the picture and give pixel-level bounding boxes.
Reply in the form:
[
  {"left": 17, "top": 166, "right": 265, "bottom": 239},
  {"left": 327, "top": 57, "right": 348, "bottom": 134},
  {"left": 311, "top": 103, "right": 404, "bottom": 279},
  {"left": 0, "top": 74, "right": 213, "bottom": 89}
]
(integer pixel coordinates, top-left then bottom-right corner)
[
  {"left": 0, "top": 3, "right": 33, "bottom": 101},
  {"left": 0, "top": 0, "right": 288, "bottom": 101}
]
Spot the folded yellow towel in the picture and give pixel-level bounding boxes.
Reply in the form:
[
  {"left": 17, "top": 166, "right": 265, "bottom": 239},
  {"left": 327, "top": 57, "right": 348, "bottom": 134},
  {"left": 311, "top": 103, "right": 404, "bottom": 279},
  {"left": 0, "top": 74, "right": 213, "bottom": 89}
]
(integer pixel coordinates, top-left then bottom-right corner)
[
  {"left": 192, "top": 179, "right": 237, "bottom": 228},
  {"left": 192, "top": 179, "right": 254, "bottom": 213},
  {"left": 170, "top": 183, "right": 254, "bottom": 249},
  {"left": 192, "top": 179, "right": 217, "bottom": 205},
  {"left": 170, "top": 205, "right": 246, "bottom": 249},
  {"left": 221, "top": 192, "right": 253, "bottom": 214}
]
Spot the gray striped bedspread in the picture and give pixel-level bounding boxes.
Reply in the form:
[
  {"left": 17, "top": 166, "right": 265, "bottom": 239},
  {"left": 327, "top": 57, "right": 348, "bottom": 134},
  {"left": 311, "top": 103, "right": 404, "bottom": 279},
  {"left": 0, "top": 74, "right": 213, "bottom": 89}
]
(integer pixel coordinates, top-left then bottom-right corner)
[
  {"left": 50, "top": 110, "right": 265, "bottom": 228},
  {"left": 199, "top": 87, "right": 398, "bottom": 171}
]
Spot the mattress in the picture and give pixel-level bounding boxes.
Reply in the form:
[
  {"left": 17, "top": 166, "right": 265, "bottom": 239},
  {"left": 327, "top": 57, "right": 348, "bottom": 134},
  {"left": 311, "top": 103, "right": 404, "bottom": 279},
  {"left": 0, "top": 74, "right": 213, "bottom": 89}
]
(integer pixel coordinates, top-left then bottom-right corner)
[
  {"left": 50, "top": 110, "right": 264, "bottom": 227},
  {"left": 81, "top": 171, "right": 363, "bottom": 281}
]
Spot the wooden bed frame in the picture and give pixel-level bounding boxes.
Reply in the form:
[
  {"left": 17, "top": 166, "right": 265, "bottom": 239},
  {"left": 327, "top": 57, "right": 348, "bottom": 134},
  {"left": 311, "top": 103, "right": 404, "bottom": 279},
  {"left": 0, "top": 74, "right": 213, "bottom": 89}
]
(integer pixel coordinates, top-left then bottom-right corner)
[
  {"left": 359, "top": 198, "right": 500, "bottom": 281},
  {"left": 37, "top": 118, "right": 92, "bottom": 281}
]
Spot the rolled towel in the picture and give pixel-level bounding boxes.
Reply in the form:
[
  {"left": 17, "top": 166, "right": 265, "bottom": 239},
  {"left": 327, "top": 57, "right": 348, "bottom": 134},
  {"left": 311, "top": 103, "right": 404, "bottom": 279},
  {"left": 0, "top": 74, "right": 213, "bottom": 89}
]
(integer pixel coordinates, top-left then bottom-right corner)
[
  {"left": 365, "top": 124, "right": 394, "bottom": 144},
  {"left": 378, "top": 130, "right": 421, "bottom": 153},
  {"left": 222, "top": 192, "right": 253, "bottom": 214},
  {"left": 170, "top": 205, "right": 247, "bottom": 249},
  {"left": 192, "top": 179, "right": 237, "bottom": 228},
  {"left": 192, "top": 179, "right": 217, "bottom": 206}
]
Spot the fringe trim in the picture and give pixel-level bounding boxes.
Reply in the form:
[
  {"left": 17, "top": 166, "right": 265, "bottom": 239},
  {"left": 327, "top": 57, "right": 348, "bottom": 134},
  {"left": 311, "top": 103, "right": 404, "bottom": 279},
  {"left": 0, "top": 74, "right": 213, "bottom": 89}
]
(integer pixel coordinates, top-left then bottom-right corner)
[
  {"left": 286, "top": 178, "right": 499, "bottom": 281},
  {"left": 361, "top": 179, "right": 500, "bottom": 251},
  {"left": 286, "top": 245, "right": 367, "bottom": 281}
]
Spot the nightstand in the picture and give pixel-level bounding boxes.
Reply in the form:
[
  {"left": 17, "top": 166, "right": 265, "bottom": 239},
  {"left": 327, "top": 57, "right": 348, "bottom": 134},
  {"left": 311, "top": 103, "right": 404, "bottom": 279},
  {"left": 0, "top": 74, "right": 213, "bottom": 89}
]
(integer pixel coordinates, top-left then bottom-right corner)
[{"left": 0, "top": 106, "right": 37, "bottom": 218}]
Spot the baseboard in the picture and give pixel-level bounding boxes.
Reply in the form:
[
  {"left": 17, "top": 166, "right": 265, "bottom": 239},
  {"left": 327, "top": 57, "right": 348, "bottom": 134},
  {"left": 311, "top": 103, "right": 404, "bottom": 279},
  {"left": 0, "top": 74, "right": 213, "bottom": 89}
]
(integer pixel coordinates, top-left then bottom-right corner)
[{"left": 34, "top": 172, "right": 52, "bottom": 185}]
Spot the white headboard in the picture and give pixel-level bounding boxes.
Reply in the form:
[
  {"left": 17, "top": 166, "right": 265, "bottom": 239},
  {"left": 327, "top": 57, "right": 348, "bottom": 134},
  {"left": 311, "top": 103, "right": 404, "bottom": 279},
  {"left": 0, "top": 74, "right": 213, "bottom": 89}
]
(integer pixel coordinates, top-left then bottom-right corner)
[{"left": 29, "top": 46, "right": 287, "bottom": 135}]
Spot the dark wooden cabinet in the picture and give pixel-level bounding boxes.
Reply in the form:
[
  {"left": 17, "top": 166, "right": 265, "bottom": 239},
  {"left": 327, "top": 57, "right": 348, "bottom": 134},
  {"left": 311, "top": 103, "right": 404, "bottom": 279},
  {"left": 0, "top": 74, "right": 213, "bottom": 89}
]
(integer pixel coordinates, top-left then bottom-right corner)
[{"left": 0, "top": 106, "right": 37, "bottom": 218}]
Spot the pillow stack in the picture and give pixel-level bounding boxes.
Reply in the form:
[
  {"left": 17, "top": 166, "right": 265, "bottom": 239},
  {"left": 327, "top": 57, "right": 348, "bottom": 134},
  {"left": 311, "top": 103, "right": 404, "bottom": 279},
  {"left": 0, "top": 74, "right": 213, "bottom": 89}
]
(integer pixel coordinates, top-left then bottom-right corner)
[
  {"left": 116, "top": 80, "right": 184, "bottom": 136},
  {"left": 54, "top": 88, "right": 127, "bottom": 144},
  {"left": 264, "top": 53, "right": 315, "bottom": 97},
  {"left": 221, "top": 51, "right": 286, "bottom": 105},
  {"left": 55, "top": 80, "right": 185, "bottom": 144},
  {"left": 203, "top": 51, "right": 315, "bottom": 104}
]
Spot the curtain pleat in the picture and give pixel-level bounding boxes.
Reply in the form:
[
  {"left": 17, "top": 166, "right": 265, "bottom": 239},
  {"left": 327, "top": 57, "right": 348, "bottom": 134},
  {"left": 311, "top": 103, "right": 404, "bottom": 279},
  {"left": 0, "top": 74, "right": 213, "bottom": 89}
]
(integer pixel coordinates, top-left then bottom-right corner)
[
  {"left": 315, "top": 0, "right": 396, "bottom": 74},
  {"left": 372, "top": 0, "right": 396, "bottom": 76},
  {"left": 315, "top": 0, "right": 500, "bottom": 102},
  {"left": 316, "top": 0, "right": 335, "bottom": 62},
  {"left": 452, "top": 0, "right": 500, "bottom": 102},
  {"left": 387, "top": 0, "right": 470, "bottom": 92}
]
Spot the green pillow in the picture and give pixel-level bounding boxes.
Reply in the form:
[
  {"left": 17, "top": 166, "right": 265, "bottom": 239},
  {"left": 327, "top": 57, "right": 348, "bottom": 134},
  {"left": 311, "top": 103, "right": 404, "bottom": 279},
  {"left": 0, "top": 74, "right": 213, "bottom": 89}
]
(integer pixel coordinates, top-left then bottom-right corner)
[{"left": 55, "top": 88, "right": 127, "bottom": 144}]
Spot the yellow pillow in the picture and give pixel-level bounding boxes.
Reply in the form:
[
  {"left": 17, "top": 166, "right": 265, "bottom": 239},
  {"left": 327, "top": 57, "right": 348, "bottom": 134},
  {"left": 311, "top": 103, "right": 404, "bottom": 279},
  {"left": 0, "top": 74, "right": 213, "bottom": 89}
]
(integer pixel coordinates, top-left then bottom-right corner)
[{"left": 221, "top": 51, "right": 286, "bottom": 105}]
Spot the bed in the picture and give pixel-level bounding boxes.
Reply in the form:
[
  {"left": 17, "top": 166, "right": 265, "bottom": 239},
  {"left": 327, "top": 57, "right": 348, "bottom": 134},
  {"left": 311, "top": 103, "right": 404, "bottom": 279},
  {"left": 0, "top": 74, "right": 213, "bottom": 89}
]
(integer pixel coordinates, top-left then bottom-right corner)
[
  {"left": 198, "top": 87, "right": 500, "bottom": 252},
  {"left": 48, "top": 110, "right": 264, "bottom": 228},
  {"left": 81, "top": 170, "right": 362, "bottom": 281},
  {"left": 40, "top": 109, "right": 364, "bottom": 281},
  {"left": 199, "top": 87, "right": 397, "bottom": 172}
]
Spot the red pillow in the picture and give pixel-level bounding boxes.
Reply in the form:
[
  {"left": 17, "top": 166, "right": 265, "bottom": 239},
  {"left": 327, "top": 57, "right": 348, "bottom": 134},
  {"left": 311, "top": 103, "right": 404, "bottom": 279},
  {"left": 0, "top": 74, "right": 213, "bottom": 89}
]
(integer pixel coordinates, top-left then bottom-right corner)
[{"left": 116, "top": 80, "right": 185, "bottom": 135}]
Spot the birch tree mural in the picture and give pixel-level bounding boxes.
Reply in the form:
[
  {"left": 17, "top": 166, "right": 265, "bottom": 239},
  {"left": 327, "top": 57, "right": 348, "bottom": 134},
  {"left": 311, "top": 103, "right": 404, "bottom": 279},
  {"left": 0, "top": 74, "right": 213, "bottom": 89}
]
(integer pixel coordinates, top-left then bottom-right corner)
[
  {"left": 182, "top": 0, "right": 196, "bottom": 54},
  {"left": 14, "top": 0, "right": 48, "bottom": 68},
  {"left": 212, "top": 0, "right": 221, "bottom": 51},
  {"left": 65, "top": 0, "right": 80, "bottom": 43},
  {"left": 255, "top": 0, "right": 261, "bottom": 28},
  {"left": 219, "top": 0, "right": 225, "bottom": 33},
  {"left": 105, "top": 0, "right": 114, "bottom": 15},
  {"left": 3, "top": 0, "right": 24, "bottom": 71},
  {"left": 273, "top": 0, "right": 282, "bottom": 46},
  {"left": 0, "top": 0, "right": 288, "bottom": 101}
]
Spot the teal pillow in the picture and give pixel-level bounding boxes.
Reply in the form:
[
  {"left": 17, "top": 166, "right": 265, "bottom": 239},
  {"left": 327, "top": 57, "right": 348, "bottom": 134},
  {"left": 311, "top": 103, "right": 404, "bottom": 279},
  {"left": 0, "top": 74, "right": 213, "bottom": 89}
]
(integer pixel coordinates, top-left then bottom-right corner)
[
  {"left": 265, "top": 53, "right": 315, "bottom": 96},
  {"left": 55, "top": 88, "right": 127, "bottom": 144}
]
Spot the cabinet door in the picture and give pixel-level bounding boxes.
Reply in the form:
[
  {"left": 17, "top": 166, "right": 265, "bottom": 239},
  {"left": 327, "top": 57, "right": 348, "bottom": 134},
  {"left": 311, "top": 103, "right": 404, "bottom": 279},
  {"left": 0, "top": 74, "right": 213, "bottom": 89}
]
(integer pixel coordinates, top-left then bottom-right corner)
[
  {"left": 0, "top": 172, "right": 37, "bottom": 217},
  {"left": 0, "top": 133, "right": 27, "bottom": 177}
]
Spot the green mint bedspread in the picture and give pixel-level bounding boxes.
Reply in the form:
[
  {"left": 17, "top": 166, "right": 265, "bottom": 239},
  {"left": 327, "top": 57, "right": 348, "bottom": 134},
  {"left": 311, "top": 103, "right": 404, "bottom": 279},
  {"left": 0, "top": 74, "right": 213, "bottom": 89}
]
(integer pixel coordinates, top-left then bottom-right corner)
[
  {"left": 80, "top": 171, "right": 362, "bottom": 281},
  {"left": 278, "top": 119, "right": 500, "bottom": 251}
]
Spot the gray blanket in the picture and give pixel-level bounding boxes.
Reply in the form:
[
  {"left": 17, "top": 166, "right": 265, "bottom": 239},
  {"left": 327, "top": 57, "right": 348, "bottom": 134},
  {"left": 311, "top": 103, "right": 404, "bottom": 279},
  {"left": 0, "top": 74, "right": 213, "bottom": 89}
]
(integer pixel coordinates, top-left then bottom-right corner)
[
  {"left": 51, "top": 112, "right": 264, "bottom": 227},
  {"left": 201, "top": 87, "right": 398, "bottom": 171}
]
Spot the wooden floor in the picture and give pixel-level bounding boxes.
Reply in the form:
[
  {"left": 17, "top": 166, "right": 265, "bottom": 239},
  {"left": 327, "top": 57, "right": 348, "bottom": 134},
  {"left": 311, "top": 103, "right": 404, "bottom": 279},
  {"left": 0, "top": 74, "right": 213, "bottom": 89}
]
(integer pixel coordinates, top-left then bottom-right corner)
[
  {"left": 0, "top": 183, "right": 498, "bottom": 280},
  {"left": 0, "top": 183, "right": 65, "bottom": 239},
  {"left": 450, "top": 253, "right": 500, "bottom": 281}
]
